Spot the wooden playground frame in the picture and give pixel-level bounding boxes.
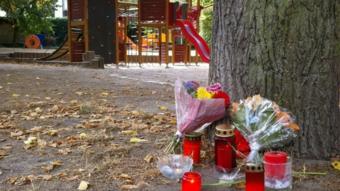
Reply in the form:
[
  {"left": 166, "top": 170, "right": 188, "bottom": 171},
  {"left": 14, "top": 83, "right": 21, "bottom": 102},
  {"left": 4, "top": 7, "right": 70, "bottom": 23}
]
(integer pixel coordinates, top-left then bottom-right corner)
[
  {"left": 116, "top": 0, "right": 203, "bottom": 67},
  {"left": 63, "top": 0, "right": 206, "bottom": 66}
]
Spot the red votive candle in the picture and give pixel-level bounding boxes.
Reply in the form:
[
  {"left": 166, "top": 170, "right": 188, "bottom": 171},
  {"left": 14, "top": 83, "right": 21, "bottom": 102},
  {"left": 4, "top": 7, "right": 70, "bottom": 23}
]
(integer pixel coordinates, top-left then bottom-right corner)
[
  {"left": 214, "top": 126, "right": 236, "bottom": 173},
  {"left": 182, "top": 171, "right": 201, "bottom": 191},
  {"left": 183, "top": 133, "right": 201, "bottom": 164},
  {"left": 263, "top": 151, "right": 288, "bottom": 179},
  {"left": 245, "top": 163, "right": 264, "bottom": 191}
]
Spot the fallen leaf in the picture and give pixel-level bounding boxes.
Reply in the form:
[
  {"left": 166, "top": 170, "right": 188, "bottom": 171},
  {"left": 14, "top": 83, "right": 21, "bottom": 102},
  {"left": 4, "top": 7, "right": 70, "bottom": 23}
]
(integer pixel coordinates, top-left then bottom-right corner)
[
  {"left": 119, "top": 174, "right": 132, "bottom": 179},
  {"left": 75, "top": 92, "right": 84, "bottom": 96},
  {"left": 38, "top": 174, "right": 53, "bottom": 181},
  {"left": 36, "top": 77, "right": 41, "bottom": 80},
  {"left": 10, "top": 131, "right": 24, "bottom": 138},
  {"left": 70, "top": 100, "right": 78, "bottom": 104},
  {"left": 0, "top": 149, "right": 8, "bottom": 159},
  {"left": 66, "top": 175, "right": 79, "bottom": 181},
  {"left": 101, "top": 92, "right": 109, "bottom": 97},
  {"left": 50, "top": 105, "right": 59, "bottom": 112},
  {"left": 121, "top": 130, "right": 138, "bottom": 136},
  {"left": 12, "top": 93, "right": 20, "bottom": 97},
  {"left": 58, "top": 148, "right": 72, "bottom": 155},
  {"left": 131, "top": 110, "right": 140, "bottom": 115},
  {"left": 79, "top": 133, "right": 87, "bottom": 139},
  {"left": 144, "top": 154, "right": 154, "bottom": 163},
  {"left": 47, "top": 130, "right": 58, "bottom": 136},
  {"left": 0, "top": 86, "right": 3, "bottom": 89},
  {"left": 29, "top": 126, "right": 43, "bottom": 133},
  {"left": 24, "top": 137, "right": 37, "bottom": 146},
  {"left": 41, "top": 160, "right": 63, "bottom": 172},
  {"left": 45, "top": 97, "right": 51, "bottom": 100},
  {"left": 331, "top": 160, "right": 340, "bottom": 171},
  {"left": 35, "top": 107, "right": 43, "bottom": 113},
  {"left": 159, "top": 106, "right": 168, "bottom": 111},
  {"left": 120, "top": 184, "right": 138, "bottom": 190},
  {"left": 37, "top": 139, "right": 47, "bottom": 148},
  {"left": 130, "top": 137, "right": 147, "bottom": 143},
  {"left": 78, "top": 180, "right": 90, "bottom": 190}
]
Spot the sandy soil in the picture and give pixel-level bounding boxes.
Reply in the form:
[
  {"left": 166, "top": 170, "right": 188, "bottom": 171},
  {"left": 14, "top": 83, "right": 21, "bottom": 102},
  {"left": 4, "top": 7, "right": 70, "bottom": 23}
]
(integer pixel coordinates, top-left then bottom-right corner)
[{"left": 0, "top": 63, "right": 338, "bottom": 191}]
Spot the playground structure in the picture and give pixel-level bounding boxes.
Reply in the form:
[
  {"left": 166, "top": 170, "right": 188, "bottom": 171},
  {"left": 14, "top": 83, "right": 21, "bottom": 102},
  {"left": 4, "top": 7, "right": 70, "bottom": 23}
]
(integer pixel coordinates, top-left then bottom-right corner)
[
  {"left": 116, "top": 0, "right": 210, "bottom": 66},
  {"left": 34, "top": 0, "right": 210, "bottom": 67}
]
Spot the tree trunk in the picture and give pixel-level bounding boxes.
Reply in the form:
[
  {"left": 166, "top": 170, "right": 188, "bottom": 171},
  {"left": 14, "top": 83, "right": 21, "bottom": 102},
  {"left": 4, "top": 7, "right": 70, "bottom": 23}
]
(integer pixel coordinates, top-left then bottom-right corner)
[{"left": 209, "top": 0, "right": 340, "bottom": 159}]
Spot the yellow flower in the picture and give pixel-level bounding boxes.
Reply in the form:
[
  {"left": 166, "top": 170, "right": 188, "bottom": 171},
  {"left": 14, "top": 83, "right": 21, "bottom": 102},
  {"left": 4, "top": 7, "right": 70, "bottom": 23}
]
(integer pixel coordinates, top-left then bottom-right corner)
[{"left": 196, "top": 87, "right": 213, "bottom": 100}]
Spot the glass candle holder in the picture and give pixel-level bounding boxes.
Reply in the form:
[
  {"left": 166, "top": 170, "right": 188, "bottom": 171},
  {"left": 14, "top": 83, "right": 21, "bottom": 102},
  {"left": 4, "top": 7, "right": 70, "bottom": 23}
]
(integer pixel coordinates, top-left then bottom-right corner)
[
  {"left": 245, "top": 163, "right": 264, "bottom": 191},
  {"left": 263, "top": 151, "right": 288, "bottom": 179},
  {"left": 183, "top": 133, "right": 201, "bottom": 164},
  {"left": 264, "top": 155, "right": 292, "bottom": 190},
  {"left": 182, "top": 171, "right": 202, "bottom": 191},
  {"left": 214, "top": 126, "right": 236, "bottom": 173}
]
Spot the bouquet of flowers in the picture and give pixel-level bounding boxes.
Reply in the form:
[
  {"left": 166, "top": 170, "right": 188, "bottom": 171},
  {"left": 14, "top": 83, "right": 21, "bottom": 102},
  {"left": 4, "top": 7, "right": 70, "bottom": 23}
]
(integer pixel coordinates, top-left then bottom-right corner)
[
  {"left": 231, "top": 95, "right": 300, "bottom": 163},
  {"left": 164, "top": 80, "right": 230, "bottom": 153}
]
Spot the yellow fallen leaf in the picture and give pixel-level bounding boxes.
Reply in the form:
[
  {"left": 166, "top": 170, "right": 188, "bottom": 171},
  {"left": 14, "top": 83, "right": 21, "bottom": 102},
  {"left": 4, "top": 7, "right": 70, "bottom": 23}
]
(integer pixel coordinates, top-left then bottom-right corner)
[
  {"left": 331, "top": 160, "right": 340, "bottom": 171},
  {"left": 0, "top": 86, "right": 3, "bottom": 89},
  {"left": 78, "top": 180, "right": 89, "bottom": 190},
  {"left": 12, "top": 94, "right": 20, "bottom": 97},
  {"left": 36, "top": 77, "right": 41, "bottom": 80},
  {"left": 45, "top": 97, "right": 51, "bottom": 100},
  {"left": 130, "top": 137, "right": 147, "bottom": 143},
  {"left": 121, "top": 130, "right": 138, "bottom": 136},
  {"left": 79, "top": 133, "right": 87, "bottom": 139},
  {"left": 159, "top": 106, "right": 168, "bottom": 111},
  {"left": 24, "top": 137, "right": 37, "bottom": 145},
  {"left": 101, "top": 92, "right": 109, "bottom": 97},
  {"left": 47, "top": 130, "right": 58, "bottom": 136}
]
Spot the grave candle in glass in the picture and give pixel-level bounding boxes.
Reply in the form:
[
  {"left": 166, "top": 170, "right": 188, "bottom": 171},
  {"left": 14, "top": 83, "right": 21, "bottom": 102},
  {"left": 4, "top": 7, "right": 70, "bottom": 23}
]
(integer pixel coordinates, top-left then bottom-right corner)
[
  {"left": 183, "top": 133, "right": 201, "bottom": 164},
  {"left": 263, "top": 151, "right": 288, "bottom": 179},
  {"left": 245, "top": 163, "right": 264, "bottom": 191},
  {"left": 214, "top": 126, "right": 236, "bottom": 172},
  {"left": 182, "top": 171, "right": 202, "bottom": 191}
]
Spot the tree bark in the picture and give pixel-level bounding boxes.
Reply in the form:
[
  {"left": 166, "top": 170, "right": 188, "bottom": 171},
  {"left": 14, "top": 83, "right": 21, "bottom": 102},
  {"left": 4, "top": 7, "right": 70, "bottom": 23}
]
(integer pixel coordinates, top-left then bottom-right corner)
[{"left": 209, "top": 0, "right": 340, "bottom": 159}]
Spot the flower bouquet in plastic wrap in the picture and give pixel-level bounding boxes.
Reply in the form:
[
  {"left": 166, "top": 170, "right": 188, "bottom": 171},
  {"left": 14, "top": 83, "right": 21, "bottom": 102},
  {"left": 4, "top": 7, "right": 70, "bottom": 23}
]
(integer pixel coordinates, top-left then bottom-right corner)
[
  {"left": 164, "top": 80, "right": 229, "bottom": 153},
  {"left": 231, "top": 95, "right": 300, "bottom": 164}
]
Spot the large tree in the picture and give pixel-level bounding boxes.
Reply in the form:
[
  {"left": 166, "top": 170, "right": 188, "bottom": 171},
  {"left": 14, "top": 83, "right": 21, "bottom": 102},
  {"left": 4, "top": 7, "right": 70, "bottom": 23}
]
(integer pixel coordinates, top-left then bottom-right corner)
[
  {"left": 0, "top": 0, "right": 58, "bottom": 42},
  {"left": 209, "top": 0, "right": 340, "bottom": 159}
]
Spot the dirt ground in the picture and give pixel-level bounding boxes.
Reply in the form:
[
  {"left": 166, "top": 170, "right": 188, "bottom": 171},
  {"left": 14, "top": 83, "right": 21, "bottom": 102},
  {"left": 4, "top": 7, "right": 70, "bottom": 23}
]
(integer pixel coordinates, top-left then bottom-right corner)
[{"left": 0, "top": 63, "right": 339, "bottom": 191}]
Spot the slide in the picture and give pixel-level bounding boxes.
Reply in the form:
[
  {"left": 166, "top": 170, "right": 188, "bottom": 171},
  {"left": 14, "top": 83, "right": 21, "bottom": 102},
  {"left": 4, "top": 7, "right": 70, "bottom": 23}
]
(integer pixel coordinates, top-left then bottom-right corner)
[
  {"left": 175, "top": 20, "right": 210, "bottom": 63},
  {"left": 39, "top": 36, "right": 69, "bottom": 61}
]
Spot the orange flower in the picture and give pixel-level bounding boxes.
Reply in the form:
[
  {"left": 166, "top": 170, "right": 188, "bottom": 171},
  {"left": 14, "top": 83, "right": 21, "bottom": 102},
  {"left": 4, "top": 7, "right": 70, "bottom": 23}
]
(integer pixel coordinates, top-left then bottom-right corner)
[
  {"left": 275, "top": 111, "right": 291, "bottom": 124},
  {"left": 287, "top": 123, "right": 300, "bottom": 132}
]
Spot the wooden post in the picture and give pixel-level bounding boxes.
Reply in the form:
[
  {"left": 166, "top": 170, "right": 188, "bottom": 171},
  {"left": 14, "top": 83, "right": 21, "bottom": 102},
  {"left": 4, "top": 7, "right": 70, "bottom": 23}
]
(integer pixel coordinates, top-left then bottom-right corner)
[
  {"left": 165, "top": 0, "right": 169, "bottom": 68},
  {"left": 67, "top": 0, "right": 72, "bottom": 62},
  {"left": 84, "top": 0, "right": 89, "bottom": 52},
  {"left": 115, "top": 0, "right": 119, "bottom": 65},
  {"left": 137, "top": 1, "right": 142, "bottom": 67}
]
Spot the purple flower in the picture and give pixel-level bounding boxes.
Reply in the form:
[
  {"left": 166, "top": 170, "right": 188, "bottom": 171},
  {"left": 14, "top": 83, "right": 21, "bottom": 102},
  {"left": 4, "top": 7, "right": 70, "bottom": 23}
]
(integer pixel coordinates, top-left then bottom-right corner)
[{"left": 207, "top": 83, "right": 222, "bottom": 92}]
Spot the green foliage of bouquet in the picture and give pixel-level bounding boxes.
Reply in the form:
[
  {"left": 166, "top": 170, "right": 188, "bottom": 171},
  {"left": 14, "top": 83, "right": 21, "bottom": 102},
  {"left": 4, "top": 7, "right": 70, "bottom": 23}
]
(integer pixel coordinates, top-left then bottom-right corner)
[{"left": 231, "top": 95, "right": 300, "bottom": 163}]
